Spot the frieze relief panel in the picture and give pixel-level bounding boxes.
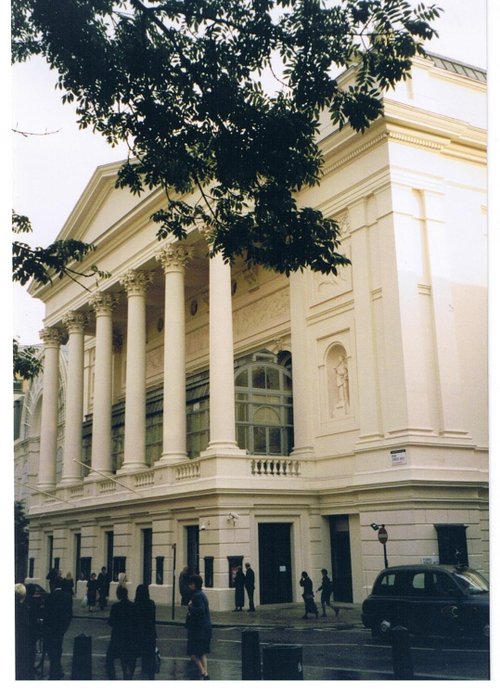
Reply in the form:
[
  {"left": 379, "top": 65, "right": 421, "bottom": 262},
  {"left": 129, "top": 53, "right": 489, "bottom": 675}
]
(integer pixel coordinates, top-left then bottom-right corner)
[
  {"left": 311, "top": 212, "right": 353, "bottom": 305},
  {"left": 233, "top": 287, "right": 290, "bottom": 341},
  {"left": 146, "top": 344, "right": 164, "bottom": 380}
]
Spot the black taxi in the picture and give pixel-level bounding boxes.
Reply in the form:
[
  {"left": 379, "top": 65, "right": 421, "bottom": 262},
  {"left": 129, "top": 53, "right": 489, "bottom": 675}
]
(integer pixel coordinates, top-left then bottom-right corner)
[{"left": 361, "top": 564, "right": 489, "bottom": 640}]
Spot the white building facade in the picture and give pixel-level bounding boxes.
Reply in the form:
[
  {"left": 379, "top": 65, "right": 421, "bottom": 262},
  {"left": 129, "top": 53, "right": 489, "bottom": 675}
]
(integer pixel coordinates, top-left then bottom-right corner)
[{"left": 14, "top": 55, "right": 488, "bottom": 609}]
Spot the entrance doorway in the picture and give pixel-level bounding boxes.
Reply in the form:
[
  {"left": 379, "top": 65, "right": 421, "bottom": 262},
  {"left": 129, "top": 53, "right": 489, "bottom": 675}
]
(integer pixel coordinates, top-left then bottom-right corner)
[
  {"left": 258, "top": 523, "right": 292, "bottom": 604},
  {"left": 329, "top": 515, "right": 353, "bottom": 602},
  {"left": 186, "top": 525, "right": 200, "bottom": 574},
  {"left": 142, "top": 528, "right": 153, "bottom": 585}
]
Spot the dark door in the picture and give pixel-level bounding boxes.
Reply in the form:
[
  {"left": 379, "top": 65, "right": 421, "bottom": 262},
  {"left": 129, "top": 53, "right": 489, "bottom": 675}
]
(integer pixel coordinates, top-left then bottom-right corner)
[
  {"left": 258, "top": 523, "right": 292, "bottom": 604},
  {"left": 142, "top": 528, "right": 153, "bottom": 585},
  {"left": 105, "top": 531, "right": 114, "bottom": 578},
  {"left": 329, "top": 515, "right": 353, "bottom": 602},
  {"left": 186, "top": 525, "right": 200, "bottom": 574}
]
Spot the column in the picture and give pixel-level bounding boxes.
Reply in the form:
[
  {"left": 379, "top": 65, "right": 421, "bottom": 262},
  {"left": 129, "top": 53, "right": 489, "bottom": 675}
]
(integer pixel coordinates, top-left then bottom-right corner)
[
  {"left": 61, "top": 311, "right": 87, "bottom": 484},
  {"left": 38, "top": 327, "right": 63, "bottom": 491},
  {"left": 120, "top": 270, "right": 153, "bottom": 471},
  {"left": 89, "top": 291, "right": 116, "bottom": 476},
  {"left": 289, "top": 272, "right": 315, "bottom": 456},
  {"left": 206, "top": 252, "right": 241, "bottom": 451},
  {"left": 156, "top": 244, "right": 192, "bottom": 462}
]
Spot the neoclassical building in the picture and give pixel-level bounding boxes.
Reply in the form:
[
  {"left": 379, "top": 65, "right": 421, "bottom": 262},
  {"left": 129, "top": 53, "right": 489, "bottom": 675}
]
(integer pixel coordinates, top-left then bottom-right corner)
[{"left": 14, "top": 54, "right": 488, "bottom": 609}]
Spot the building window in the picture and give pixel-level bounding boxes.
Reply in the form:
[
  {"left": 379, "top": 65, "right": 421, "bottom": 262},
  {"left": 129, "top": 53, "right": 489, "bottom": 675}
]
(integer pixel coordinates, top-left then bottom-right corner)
[
  {"left": 186, "top": 371, "right": 209, "bottom": 458},
  {"left": 235, "top": 350, "right": 294, "bottom": 456},
  {"left": 434, "top": 524, "right": 469, "bottom": 566}
]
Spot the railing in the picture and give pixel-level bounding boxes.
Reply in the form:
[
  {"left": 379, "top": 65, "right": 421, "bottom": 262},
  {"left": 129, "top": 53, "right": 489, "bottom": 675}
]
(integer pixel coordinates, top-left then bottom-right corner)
[
  {"left": 135, "top": 471, "right": 155, "bottom": 488},
  {"left": 250, "top": 458, "right": 301, "bottom": 476},
  {"left": 69, "top": 486, "right": 84, "bottom": 498},
  {"left": 98, "top": 479, "right": 116, "bottom": 494},
  {"left": 175, "top": 461, "right": 201, "bottom": 481}
]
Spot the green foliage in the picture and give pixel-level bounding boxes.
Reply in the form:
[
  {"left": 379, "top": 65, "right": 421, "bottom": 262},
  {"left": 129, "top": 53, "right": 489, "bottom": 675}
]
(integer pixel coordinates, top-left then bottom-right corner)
[
  {"left": 12, "top": 210, "right": 111, "bottom": 287},
  {"left": 12, "top": 0, "right": 441, "bottom": 275},
  {"left": 13, "top": 338, "right": 42, "bottom": 380}
]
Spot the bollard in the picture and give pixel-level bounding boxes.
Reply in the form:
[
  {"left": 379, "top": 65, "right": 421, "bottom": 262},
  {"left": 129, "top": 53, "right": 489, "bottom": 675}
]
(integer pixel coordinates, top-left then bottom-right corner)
[
  {"left": 262, "top": 644, "right": 303, "bottom": 680},
  {"left": 71, "top": 633, "right": 92, "bottom": 680},
  {"left": 242, "top": 629, "right": 261, "bottom": 680},
  {"left": 390, "top": 626, "right": 413, "bottom": 679}
]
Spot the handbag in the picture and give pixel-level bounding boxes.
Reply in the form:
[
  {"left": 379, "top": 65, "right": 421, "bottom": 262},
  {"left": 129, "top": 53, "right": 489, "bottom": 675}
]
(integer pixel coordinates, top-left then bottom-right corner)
[{"left": 154, "top": 646, "right": 161, "bottom": 674}]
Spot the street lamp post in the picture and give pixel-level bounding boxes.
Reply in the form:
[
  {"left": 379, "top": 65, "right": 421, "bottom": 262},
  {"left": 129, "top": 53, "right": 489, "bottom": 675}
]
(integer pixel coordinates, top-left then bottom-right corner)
[{"left": 371, "top": 523, "right": 389, "bottom": 568}]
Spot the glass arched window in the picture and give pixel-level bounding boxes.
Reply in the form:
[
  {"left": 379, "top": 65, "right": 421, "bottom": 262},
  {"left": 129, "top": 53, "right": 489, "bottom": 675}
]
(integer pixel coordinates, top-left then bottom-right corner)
[{"left": 235, "top": 351, "right": 294, "bottom": 455}]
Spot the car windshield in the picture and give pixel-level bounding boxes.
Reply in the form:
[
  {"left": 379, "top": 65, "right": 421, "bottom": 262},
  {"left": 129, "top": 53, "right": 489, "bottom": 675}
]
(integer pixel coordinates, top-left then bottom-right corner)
[{"left": 452, "top": 569, "right": 489, "bottom": 594}]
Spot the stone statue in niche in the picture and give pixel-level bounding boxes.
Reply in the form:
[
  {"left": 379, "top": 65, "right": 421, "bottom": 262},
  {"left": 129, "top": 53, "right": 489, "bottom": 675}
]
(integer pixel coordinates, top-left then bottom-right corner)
[
  {"left": 327, "top": 346, "right": 350, "bottom": 418},
  {"left": 335, "top": 354, "right": 349, "bottom": 411}
]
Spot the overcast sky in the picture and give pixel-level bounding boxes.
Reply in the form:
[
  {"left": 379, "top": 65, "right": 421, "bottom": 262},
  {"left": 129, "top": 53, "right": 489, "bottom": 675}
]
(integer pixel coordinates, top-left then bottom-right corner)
[{"left": 9, "top": 0, "right": 491, "bottom": 344}]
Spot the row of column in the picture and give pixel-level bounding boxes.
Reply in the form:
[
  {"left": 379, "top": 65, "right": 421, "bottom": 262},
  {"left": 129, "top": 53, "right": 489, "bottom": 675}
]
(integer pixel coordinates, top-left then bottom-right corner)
[{"left": 37, "top": 244, "right": 242, "bottom": 492}]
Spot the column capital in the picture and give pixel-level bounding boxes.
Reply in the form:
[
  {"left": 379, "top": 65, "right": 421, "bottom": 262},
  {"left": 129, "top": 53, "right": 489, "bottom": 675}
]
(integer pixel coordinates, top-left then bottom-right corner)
[
  {"left": 120, "top": 269, "right": 154, "bottom": 296},
  {"left": 62, "top": 311, "right": 87, "bottom": 333},
  {"left": 89, "top": 291, "right": 117, "bottom": 316},
  {"left": 156, "top": 243, "right": 193, "bottom": 273},
  {"left": 39, "top": 327, "right": 63, "bottom": 346}
]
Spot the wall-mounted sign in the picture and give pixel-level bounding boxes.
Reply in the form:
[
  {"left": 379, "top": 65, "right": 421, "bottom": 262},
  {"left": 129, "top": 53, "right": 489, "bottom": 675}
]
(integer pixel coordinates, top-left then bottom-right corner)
[{"left": 391, "top": 448, "right": 407, "bottom": 465}]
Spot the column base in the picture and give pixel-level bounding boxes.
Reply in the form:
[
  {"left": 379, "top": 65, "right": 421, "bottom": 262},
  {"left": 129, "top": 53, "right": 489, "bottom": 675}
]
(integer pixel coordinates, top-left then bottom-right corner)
[
  {"left": 119, "top": 461, "right": 149, "bottom": 474},
  {"left": 201, "top": 442, "right": 248, "bottom": 457},
  {"left": 157, "top": 452, "right": 189, "bottom": 465},
  {"left": 290, "top": 445, "right": 315, "bottom": 459},
  {"left": 59, "top": 477, "right": 84, "bottom": 487}
]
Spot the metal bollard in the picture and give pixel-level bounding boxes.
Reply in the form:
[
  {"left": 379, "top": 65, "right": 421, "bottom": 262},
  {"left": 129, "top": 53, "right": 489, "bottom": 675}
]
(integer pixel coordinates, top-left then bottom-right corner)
[
  {"left": 242, "top": 629, "right": 261, "bottom": 680},
  {"left": 390, "top": 625, "right": 413, "bottom": 679},
  {"left": 262, "top": 644, "right": 303, "bottom": 680},
  {"left": 71, "top": 633, "right": 92, "bottom": 680}
]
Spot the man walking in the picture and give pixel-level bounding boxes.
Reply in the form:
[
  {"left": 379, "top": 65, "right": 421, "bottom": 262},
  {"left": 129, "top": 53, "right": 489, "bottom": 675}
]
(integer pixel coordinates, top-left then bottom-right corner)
[
  {"left": 244, "top": 562, "right": 256, "bottom": 612},
  {"left": 43, "top": 576, "right": 73, "bottom": 679},
  {"left": 106, "top": 585, "right": 137, "bottom": 679},
  {"left": 97, "top": 566, "right": 110, "bottom": 610}
]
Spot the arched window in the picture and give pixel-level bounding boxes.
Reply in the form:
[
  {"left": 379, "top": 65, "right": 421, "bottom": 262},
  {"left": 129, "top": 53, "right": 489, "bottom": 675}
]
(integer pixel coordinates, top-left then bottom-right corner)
[{"left": 235, "top": 351, "right": 294, "bottom": 455}]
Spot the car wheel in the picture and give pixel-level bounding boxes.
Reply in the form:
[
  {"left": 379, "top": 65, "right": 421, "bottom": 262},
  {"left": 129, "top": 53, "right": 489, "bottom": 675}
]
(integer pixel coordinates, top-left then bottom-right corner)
[{"left": 371, "top": 618, "right": 392, "bottom": 638}]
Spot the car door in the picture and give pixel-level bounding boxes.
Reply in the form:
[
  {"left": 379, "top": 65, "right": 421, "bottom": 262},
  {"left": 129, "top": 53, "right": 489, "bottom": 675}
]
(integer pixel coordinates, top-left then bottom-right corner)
[
  {"left": 402, "top": 569, "right": 432, "bottom": 634},
  {"left": 427, "top": 569, "right": 463, "bottom": 636}
]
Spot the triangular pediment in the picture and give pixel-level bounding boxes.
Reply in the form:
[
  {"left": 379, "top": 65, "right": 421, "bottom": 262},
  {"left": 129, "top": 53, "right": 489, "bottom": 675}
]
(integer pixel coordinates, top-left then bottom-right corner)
[{"left": 56, "top": 159, "right": 159, "bottom": 246}]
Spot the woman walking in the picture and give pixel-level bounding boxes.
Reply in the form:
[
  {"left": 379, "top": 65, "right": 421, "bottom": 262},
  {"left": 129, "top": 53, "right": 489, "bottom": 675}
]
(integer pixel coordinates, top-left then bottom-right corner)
[
  {"left": 86, "top": 572, "right": 98, "bottom": 612},
  {"left": 299, "top": 571, "right": 319, "bottom": 619},
  {"left": 134, "top": 584, "right": 157, "bottom": 679},
  {"left": 233, "top": 566, "right": 245, "bottom": 611},
  {"left": 185, "top": 574, "right": 212, "bottom": 680}
]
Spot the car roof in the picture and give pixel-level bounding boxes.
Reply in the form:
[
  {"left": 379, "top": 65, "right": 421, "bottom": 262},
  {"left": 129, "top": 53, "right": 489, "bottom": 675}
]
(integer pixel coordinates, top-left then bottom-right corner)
[{"left": 376, "top": 565, "right": 459, "bottom": 573}]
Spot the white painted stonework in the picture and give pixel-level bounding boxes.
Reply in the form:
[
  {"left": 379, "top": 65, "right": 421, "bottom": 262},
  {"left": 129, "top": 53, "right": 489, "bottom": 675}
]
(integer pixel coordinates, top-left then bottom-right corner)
[{"left": 14, "top": 55, "right": 488, "bottom": 609}]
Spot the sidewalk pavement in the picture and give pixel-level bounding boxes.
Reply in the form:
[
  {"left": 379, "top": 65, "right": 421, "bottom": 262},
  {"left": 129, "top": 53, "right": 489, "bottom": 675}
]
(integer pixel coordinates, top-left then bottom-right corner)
[{"left": 73, "top": 599, "right": 364, "bottom": 631}]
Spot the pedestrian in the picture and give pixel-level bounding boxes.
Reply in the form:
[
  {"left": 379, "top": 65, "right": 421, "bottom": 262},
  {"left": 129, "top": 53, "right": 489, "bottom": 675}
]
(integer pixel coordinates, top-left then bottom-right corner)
[
  {"left": 106, "top": 584, "right": 137, "bottom": 679},
  {"left": 86, "top": 572, "right": 98, "bottom": 612},
  {"left": 46, "top": 567, "right": 58, "bottom": 593},
  {"left": 179, "top": 565, "right": 191, "bottom": 606},
  {"left": 134, "top": 584, "right": 157, "bottom": 679},
  {"left": 299, "top": 571, "right": 319, "bottom": 619},
  {"left": 233, "top": 566, "right": 245, "bottom": 611},
  {"left": 15, "top": 583, "right": 35, "bottom": 680},
  {"left": 61, "top": 571, "right": 74, "bottom": 596},
  {"left": 185, "top": 574, "right": 212, "bottom": 680},
  {"left": 43, "top": 576, "right": 73, "bottom": 679},
  {"left": 97, "top": 566, "right": 110, "bottom": 610},
  {"left": 244, "top": 562, "right": 256, "bottom": 612},
  {"left": 317, "top": 568, "right": 337, "bottom": 617}
]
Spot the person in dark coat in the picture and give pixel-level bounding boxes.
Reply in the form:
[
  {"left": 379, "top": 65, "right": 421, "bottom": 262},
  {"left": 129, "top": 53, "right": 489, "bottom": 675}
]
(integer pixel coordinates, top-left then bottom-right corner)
[
  {"left": 134, "top": 584, "right": 157, "bottom": 679},
  {"left": 179, "top": 566, "right": 191, "bottom": 606},
  {"left": 299, "top": 571, "right": 319, "bottom": 619},
  {"left": 106, "top": 585, "right": 137, "bottom": 679},
  {"left": 86, "top": 572, "right": 98, "bottom": 612},
  {"left": 61, "top": 572, "right": 74, "bottom": 596},
  {"left": 46, "top": 567, "right": 59, "bottom": 593},
  {"left": 97, "top": 566, "right": 110, "bottom": 610},
  {"left": 233, "top": 566, "right": 245, "bottom": 611},
  {"left": 244, "top": 562, "right": 256, "bottom": 612},
  {"left": 317, "top": 568, "right": 336, "bottom": 617},
  {"left": 43, "top": 577, "right": 73, "bottom": 679},
  {"left": 15, "top": 583, "right": 35, "bottom": 680},
  {"left": 185, "top": 574, "right": 212, "bottom": 680}
]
